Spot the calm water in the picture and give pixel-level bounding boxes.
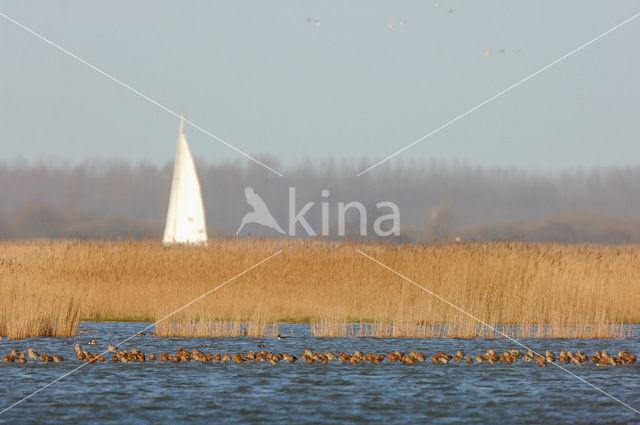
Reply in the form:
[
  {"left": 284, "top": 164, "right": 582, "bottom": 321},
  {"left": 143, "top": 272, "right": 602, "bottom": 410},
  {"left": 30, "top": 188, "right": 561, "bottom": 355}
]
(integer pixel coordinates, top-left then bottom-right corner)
[{"left": 1, "top": 322, "right": 639, "bottom": 424}]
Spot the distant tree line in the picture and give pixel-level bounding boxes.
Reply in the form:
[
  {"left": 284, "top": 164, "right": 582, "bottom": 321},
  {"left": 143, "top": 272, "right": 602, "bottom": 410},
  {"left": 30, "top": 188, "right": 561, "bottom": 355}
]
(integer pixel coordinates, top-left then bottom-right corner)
[{"left": 0, "top": 158, "right": 639, "bottom": 244}]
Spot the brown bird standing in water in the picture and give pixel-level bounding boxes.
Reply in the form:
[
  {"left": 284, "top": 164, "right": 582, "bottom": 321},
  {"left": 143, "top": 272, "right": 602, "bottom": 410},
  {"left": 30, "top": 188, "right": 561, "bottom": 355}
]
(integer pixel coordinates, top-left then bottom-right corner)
[
  {"left": 536, "top": 355, "right": 547, "bottom": 367},
  {"left": 524, "top": 350, "right": 535, "bottom": 363},
  {"left": 545, "top": 350, "right": 556, "bottom": 363},
  {"left": 28, "top": 348, "right": 39, "bottom": 360}
]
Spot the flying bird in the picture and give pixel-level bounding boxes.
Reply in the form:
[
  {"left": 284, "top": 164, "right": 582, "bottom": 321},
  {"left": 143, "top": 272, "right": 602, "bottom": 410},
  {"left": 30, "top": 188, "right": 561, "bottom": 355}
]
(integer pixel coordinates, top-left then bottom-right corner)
[{"left": 236, "top": 186, "right": 285, "bottom": 235}]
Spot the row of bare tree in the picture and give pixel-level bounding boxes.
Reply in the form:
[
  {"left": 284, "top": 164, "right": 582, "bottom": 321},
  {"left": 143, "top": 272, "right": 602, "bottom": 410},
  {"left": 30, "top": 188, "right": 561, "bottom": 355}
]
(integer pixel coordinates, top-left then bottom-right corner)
[{"left": 1, "top": 158, "right": 639, "bottom": 243}]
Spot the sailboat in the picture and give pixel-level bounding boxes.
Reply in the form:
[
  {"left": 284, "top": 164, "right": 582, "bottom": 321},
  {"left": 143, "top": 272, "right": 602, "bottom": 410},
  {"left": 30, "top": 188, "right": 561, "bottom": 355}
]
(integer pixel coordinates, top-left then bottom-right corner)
[{"left": 163, "top": 115, "right": 208, "bottom": 246}]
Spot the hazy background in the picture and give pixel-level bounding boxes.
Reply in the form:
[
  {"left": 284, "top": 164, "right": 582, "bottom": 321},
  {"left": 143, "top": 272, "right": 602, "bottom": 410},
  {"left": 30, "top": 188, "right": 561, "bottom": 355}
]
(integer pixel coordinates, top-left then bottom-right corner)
[
  {"left": 1, "top": 159, "right": 639, "bottom": 243},
  {"left": 1, "top": 1, "right": 639, "bottom": 242}
]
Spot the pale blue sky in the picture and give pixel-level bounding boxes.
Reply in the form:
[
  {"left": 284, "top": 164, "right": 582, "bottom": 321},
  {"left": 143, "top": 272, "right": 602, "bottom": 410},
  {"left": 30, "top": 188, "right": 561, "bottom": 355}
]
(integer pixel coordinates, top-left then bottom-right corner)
[{"left": 1, "top": 1, "right": 639, "bottom": 172}]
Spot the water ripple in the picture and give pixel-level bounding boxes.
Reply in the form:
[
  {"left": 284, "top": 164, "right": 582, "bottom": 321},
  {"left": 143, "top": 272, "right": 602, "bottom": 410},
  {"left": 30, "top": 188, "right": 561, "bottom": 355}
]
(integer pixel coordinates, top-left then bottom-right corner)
[{"left": 0, "top": 322, "right": 639, "bottom": 424}]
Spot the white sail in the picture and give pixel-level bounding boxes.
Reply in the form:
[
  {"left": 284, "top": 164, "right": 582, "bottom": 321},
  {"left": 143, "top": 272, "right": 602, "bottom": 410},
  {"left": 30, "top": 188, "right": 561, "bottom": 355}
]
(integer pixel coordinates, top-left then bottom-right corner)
[{"left": 163, "top": 115, "right": 208, "bottom": 246}]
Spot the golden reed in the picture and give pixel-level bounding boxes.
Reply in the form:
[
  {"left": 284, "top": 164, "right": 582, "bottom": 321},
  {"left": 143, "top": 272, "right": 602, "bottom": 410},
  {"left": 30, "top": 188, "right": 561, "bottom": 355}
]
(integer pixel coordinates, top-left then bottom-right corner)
[{"left": 0, "top": 239, "right": 638, "bottom": 338}]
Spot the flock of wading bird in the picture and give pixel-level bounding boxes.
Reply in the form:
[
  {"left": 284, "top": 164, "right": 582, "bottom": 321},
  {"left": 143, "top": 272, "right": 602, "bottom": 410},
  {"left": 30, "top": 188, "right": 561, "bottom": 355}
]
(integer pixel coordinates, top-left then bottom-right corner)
[{"left": 2, "top": 344, "right": 637, "bottom": 368}]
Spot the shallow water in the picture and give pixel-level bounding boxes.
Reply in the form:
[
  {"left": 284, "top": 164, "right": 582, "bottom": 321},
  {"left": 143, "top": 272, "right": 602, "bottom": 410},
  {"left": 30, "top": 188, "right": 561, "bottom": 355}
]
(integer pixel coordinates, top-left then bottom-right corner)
[{"left": 1, "top": 322, "right": 639, "bottom": 424}]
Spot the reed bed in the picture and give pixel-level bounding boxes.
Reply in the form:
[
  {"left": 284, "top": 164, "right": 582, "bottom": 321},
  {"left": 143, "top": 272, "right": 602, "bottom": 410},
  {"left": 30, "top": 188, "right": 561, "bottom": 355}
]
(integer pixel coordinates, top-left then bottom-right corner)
[
  {"left": 310, "top": 323, "right": 635, "bottom": 339},
  {"left": 0, "top": 292, "right": 79, "bottom": 339},
  {"left": 0, "top": 239, "right": 639, "bottom": 338},
  {"left": 155, "top": 320, "right": 280, "bottom": 338},
  {"left": 155, "top": 309, "right": 280, "bottom": 338}
]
